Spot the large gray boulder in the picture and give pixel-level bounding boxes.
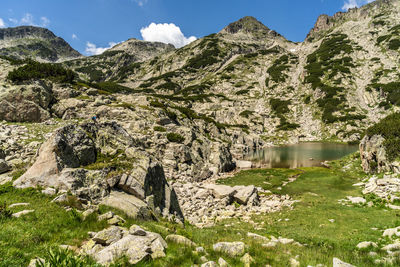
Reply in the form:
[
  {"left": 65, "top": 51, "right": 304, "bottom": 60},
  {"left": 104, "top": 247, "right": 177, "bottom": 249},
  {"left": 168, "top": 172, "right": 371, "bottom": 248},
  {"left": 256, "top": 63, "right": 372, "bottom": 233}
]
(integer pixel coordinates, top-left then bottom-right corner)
[
  {"left": 0, "top": 82, "right": 54, "bottom": 122},
  {"left": 13, "top": 124, "right": 96, "bottom": 189}
]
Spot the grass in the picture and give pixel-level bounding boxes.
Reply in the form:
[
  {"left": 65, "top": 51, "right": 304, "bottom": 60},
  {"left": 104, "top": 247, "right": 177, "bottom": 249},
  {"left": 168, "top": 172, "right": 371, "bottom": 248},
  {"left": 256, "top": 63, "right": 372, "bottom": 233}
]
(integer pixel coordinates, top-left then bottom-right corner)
[
  {"left": 3, "top": 149, "right": 400, "bottom": 266},
  {"left": 0, "top": 183, "right": 108, "bottom": 266},
  {"left": 217, "top": 168, "right": 302, "bottom": 194}
]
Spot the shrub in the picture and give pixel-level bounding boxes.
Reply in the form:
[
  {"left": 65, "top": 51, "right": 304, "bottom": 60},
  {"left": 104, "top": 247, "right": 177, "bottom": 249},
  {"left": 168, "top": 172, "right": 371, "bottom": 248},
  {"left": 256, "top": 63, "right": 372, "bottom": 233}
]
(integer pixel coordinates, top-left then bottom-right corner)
[
  {"left": 90, "top": 82, "right": 132, "bottom": 94},
  {"left": 366, "top": 113, "right": 400, "bottom": 161},
  {"left": 7, "top": 60, "right": 76, "bottom": 84},
  {"left": 0, "top": 202, "right": 12, "bottom": 220},
  {"left": 167, "top": 133, "right": 185, "bottom": 143},
  {"left": 154, "top": 126, "right": 167, "bottom": 132},
  {"left": 388, "top": 39, "right": 400, "bottom": 50}
]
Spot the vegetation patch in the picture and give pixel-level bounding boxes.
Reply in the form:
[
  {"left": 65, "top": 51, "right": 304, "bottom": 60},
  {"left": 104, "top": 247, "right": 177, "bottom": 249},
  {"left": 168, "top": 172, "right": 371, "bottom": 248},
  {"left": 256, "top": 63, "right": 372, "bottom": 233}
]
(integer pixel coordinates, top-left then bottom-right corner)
[
  {"left": 304, "top": 34, "right": 361, "bottom": 124},
  {"left": 7, "top": 60, "right": 76, "bottom": 84},
  {"left": 166, "top": 133, "right": 185, "bottom": 143},
  {"left": 269, "top": 98, "right": 300, "bottom": 131},
  {"left": 366, "top": 112, "right": 400, "bottom": 161}
]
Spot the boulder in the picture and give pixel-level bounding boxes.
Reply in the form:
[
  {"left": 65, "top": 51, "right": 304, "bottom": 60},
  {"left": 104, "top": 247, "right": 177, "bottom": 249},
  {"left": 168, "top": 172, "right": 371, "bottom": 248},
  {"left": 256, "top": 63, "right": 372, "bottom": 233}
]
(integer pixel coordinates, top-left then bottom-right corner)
[
  {"left": 94, "top": 234, "right": 154, "bottom": 265},
  {"left": 0, "top": 83, "right": 53, "bottom": 122},
  {"left": 0, "top": 159, "right": 10, "bottom": 174},
  {"left": 233, "top": 185, "right": 256, "bottom": 205},
  {"left": 166, "top": 234, "right": 196, "bottom": 247},
  {"left": 356, "top": 241, "right": 377, "bottom": 249},
  {"left": 13, "top": 124, "right": 96, "bottom": 189},
  {"left": 101, "top": 191, "right": 152, "bottom": 220},
  {"left": 333, "top": 258, "right": 355, "bottom": 267},
  {"left": 92, "top": 226, "right": 123, "bottom": 246},
  {"left": 201, "top": 262, "right": 217, "bottom": 267},
  {"left": 236, "top": 160, "right": 252, "bottom": 169},
  {"left": 203, "top": 184, "right": 237, "bottom": 199},
  {"left": 213, "top": 242, "right": 245, "bottom": 257}
]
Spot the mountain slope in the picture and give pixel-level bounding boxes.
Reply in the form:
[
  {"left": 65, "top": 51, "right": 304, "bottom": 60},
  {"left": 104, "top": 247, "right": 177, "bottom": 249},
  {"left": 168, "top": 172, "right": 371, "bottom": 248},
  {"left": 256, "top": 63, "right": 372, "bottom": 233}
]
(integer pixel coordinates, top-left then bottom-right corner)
[
  {"left": 65, "top": 39, "right": 175, "bottom": 82},
  {"left": 0, "top": 26, "right": 81, "bottom": 62}
]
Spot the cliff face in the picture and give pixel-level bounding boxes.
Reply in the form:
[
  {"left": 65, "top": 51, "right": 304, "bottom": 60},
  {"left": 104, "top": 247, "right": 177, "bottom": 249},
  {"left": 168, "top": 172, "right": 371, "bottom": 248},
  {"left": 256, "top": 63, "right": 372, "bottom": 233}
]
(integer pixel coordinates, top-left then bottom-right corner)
[{"left": 0, "top": 26, "right": 81, "bottom": 62}]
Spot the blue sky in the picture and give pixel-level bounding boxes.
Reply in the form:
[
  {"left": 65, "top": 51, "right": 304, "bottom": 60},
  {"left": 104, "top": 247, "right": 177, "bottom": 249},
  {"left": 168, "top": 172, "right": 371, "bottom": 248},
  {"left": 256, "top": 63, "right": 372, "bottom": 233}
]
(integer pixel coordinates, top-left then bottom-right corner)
[{"left": 0, "top": 0, "right": 375, "bottom": 55}]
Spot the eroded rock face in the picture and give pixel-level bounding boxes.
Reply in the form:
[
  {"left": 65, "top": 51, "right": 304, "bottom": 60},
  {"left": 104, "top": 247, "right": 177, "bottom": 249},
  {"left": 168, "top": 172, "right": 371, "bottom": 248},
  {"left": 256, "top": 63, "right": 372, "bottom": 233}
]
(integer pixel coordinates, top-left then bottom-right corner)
[
  {"left": 81, "top": 225, "right": 168, "bottom": 265},
  {"left": 13, "top": 124, "right": 96, "bottom": 189},
  {"left": 359, "top": 135, "right": 400, "bottom": 174},
  {"left": 13, "top": 122, "right": 184, "bottom": 221},
  {"left": 0, "top": 83, "right": 53, "bottom": 122}
]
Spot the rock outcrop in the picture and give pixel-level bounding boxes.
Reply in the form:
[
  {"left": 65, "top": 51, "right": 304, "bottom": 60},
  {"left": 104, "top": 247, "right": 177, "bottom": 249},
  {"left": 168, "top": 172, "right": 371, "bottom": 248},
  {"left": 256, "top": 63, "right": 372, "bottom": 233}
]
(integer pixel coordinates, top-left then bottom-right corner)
[
  {"left": 13, "top": 122, "right": 183, "bottom": 221},
  {"left": 0, "top": 82, "right": 54, "bottom": 122},
  {"left": 360, "top": 135, "right": 400, "bottom": 174},
  {"left": 80, "top": 225, "right": 167, "bottom": 265}
]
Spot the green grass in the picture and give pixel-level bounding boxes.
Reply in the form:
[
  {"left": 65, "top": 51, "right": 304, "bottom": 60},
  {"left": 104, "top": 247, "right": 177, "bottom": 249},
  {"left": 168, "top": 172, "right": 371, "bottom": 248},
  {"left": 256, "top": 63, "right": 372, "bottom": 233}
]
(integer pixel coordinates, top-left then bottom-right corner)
[
  {"left": 3, "top": 150, "right": 400, "bottom": 266},
  {"left": 217, "top": 168, "right": 302, "bottom": 194},
  {"left": 0, "top": 183, "right": 108, "bottom": 266}
]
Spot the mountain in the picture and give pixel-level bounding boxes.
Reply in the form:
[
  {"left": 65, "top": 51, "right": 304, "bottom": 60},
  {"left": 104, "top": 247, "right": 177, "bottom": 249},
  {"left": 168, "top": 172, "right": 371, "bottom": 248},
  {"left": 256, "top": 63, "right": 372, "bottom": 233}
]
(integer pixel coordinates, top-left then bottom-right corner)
[
  {"left": 65, "top": 39, "right": 175, "bottom": 82},
  {"left": 101, "top": 0, "right": 400, "bottom": 146},
  {"left": 0, "top": 26, "right": 81, "bottom": 62},
  {"left": 2, "top": 0, "right": 400, "bottom": 265}
]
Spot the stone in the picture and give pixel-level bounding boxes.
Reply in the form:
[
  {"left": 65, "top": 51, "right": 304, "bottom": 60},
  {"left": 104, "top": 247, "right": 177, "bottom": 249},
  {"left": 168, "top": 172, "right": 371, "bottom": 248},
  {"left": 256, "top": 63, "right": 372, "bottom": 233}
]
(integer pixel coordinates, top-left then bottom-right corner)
[
  {"left": 150, "top": 237, "right": 167, "bottom": 259},
  {"left": 278, "top": 237, "right": 294, "bottom": 245},
  {"left": 346, "top": 196, "right": 366, "bottom": 204},
  {"left": 41, "top": 187, "right": 57, "bottom": 196},
  {"left": 52, "top": 193, "right": 68, "bottom": 203},
  {"left": 383, "top": 227, "right": 399, "bottom": 238},
  {"left": 82, "top": 209, "right": 95, "bottom": 220},
  {"left": 166, "top": 234, "right": 196, "bottom": 247},
  {"left": 218, "top": 257, "right": 229, "bottom": 267},
  {"left": 195, "top": 246, "right": 205, "bottom": 253},
  {"left": 98, "top": 211, "right": 114, "bottom": 221},
  {"left": 107, "top": 215, "right": 125, "bottom": 225},
  {"left": 247, "top": 232, "right": 269, "bottom": 242},
  {"left": 129, "top": 225, "right": 147, "bottom": 236},
  {"left": 233, "top": 186, "right": 256, "bottom": 205},
  {"left": 0, "top": 174, "right": 11, "bottom": 185},
  {"left": 28, "top": 257, "right": 45, "bottom": 267},
  {"left": 92, "top": 226, "right": 123, "bottom": 246},
  {"left": 213, "top": 242, "right": 245, "bottom": 257},
  {"left": 290, "top": 258, "right": 300, "bottom": 267},
  {"left": 356, "top": 241, "right": 377, "bottom": 249},
  {"left": 240, "top": 253, "right": 254, "bottom": 267},
  {"left": 333, "top": 258, "right": 355, "bottom": 267},
  {"left": 236, "top": 160, "right": 252, "bottom": 169},
  {"left": 13, "top": 124, "right": 96, "bottom": 189},
  {"left": 0, "top": 159, "right": 10, "bottom": 174},
  {"left": 381, "top": 242, "right": 400, "bottom": 251},
  {"left": 203, "top": 184, "right": 237, "bottom": 199},
  {"left": 201, "top": 261, "right": 217, "bottom": 267},
  {"left": 94, "top": 235, "right": 151, "bottom": 265},
  {"left": 9, "top": 203, "right": 29, "bottom": 208},
  {"left": 12, "top": 209, "right": 34, "bottom": 218},
  {"left": 262, "top": 242, "right": 277, "bottom": 248},
  {"left": 101, "top": 191, "right": 152, "bottom": 219}
]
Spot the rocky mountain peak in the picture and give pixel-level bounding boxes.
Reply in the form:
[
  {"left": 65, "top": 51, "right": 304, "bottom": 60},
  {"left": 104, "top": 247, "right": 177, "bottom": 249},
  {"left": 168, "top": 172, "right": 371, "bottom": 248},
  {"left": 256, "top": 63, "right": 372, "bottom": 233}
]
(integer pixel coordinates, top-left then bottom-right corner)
[
  {"left": 0, "top": 26, "right": 56, "bottom": 40},
  {"left": 0, "top": 26, "right": 81, "bottom": 62},
  {"left": 219, "top": 16, "right": 282, "bottom": 39}
]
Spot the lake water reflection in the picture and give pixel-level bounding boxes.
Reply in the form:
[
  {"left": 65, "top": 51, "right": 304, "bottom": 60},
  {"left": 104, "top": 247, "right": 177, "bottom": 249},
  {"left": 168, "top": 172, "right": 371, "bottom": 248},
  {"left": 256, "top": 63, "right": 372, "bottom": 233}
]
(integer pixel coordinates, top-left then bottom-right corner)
[{"left": 244, "top": 142, "right": 359, "bottom": 169}]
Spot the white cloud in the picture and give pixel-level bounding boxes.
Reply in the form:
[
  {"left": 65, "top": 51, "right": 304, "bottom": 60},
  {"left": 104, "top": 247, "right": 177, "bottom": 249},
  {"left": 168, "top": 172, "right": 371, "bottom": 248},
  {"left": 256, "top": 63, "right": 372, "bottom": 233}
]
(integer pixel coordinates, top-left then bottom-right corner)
[
  {"left": 72, "top": 34, "right": 78, "bottom": 40},
  {"left": 140, "top": 23, "right": 196, "bottom": 48},
  {"left": 20, "top": 13, "right": 35, "bottom": 25},
  {"left": 85, "top": 41, "right": 119, "bottom": 56},
  {"left": 342, "top": 0, "right": 375, "bottom": 11},
  {"left": 135, "top": 0, "right": 148, "bottom": 6},
  {"left": 9, "top": 13, "right": 50, "bottom": 27},
  {"left": 0, "top": 18, "right": 5, "bottom": 28},
  {"left": 40, "top": 17, "right": 50, "bottom": 27}
]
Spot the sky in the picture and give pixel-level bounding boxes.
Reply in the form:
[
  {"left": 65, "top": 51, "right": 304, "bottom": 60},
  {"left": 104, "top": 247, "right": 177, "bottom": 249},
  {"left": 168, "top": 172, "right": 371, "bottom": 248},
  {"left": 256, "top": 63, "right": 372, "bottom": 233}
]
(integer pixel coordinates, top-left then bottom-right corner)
[{"left": 0, "top": 0, "right": 376, "bottom": 56}]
